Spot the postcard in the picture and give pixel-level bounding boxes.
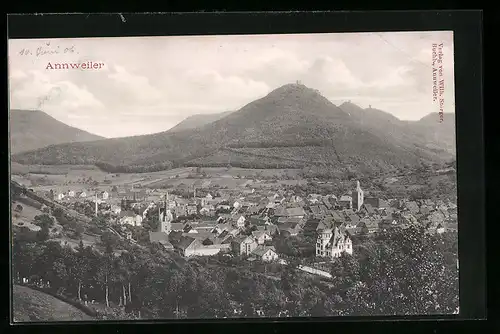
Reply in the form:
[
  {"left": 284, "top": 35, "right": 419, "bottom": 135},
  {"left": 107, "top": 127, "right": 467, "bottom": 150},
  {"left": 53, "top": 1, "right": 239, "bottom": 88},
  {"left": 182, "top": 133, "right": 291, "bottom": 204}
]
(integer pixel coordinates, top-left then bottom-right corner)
[{"left": 9, "top": 30, "right": 459, "bottom": 321}]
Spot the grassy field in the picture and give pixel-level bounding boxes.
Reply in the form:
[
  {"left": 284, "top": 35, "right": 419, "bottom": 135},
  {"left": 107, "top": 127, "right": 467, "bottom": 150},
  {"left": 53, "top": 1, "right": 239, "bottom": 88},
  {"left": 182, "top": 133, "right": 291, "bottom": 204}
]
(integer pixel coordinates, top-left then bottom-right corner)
[
  {"left": 11, "top": 164, "right": 197, "bottom": 190},
  {"left": 11, "top": 164, "right": 308, "bottom": 194},
  {"left": 12, "top": 285, "right": 93, "bottom": 322},
  {"left": 11, "top": 200, "right": 45, "bottom": 232}
]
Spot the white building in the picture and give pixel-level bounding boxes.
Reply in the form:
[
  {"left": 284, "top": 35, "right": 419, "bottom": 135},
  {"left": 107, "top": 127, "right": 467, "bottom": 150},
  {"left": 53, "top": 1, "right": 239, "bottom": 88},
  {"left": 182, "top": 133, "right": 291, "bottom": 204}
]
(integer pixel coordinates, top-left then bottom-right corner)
[
  {"left": 101, "top": 191, "right": 109, "bottom": 200},
  {"left": 352, "top": 180, "right": 364, "bottom": 212},
  {"left": 119, "top": 211, "right": 143, "bottom": 227},
  {"left": 316, "top": 226, "right": 353, "bottom": 259},
  {"left": 252, "top": 230, "right": 273, "bottom": 245},
  {"left": 236, "top": 215, "right": 246, "bottom": 228}
]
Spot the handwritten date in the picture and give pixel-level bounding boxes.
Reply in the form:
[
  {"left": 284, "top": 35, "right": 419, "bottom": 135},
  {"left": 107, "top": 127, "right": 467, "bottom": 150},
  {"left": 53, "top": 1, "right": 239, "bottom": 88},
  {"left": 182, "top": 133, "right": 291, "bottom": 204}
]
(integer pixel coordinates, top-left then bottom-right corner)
[{"left": 18, "top": 42, "right": 78, "bottom": 57}]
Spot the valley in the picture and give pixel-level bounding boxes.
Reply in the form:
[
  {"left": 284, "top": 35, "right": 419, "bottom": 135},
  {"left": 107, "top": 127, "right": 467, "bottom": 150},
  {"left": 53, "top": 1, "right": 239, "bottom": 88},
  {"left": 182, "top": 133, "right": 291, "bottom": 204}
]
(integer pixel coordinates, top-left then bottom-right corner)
[{"left": 10, "top": 82, "right": 458, "bottom": 321}]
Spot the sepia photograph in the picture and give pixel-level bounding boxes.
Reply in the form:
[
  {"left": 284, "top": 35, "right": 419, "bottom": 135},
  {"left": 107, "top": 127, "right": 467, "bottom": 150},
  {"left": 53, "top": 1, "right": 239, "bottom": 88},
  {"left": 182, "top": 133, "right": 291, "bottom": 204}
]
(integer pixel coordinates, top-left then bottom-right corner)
[{"left": 9, "top": 30, "right": 459, "bottom": 322}]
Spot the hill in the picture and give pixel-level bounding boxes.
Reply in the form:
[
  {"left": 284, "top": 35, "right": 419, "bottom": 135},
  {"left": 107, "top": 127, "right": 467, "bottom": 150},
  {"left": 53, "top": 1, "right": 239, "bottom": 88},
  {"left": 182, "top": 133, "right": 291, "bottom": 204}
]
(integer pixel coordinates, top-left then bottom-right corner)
[
  {"left": 406, "top": 113, "right": 456, "bottom": 154},
  {"left": 168, "top": 111, "right": 233, "bottom": 132},
  {"left": 12, "top": 285, "right": 93, "bottom": 322},
  {"left": 11, "top": 84, "right": 454, "bottom": 174},
  {"left": 338, "top": 103, "right": 456, "bottom": 156},
  {"left": 9, "top": 109, "right": 104, "bottom": 154}
]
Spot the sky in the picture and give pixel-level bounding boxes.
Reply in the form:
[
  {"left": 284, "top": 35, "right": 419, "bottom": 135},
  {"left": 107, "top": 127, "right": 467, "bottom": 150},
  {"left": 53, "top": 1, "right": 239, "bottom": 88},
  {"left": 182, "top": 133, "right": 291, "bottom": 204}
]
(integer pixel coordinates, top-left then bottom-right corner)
[{"left": 8, "top": 31, "right": 455, "bottom": 138}]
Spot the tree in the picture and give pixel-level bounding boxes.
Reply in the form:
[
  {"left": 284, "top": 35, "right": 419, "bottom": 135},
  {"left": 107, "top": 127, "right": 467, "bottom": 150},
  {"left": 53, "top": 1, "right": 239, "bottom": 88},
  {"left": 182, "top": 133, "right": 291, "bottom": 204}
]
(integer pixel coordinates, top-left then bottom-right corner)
[
  {"left": 343, "top": 226, "right": 459, "bottom": 316},
  {"left": 36, "top": 225, "right": 50, "bottom": 242},
  {"left": 101, "top": 231, "right": 119, "bottom": 250},
  {"left": 74, "top": 242, "right": 91, "bottom": 301},
  {"left": 34, "top": 214, "right": 54, "bottom": 229},
  {"left": 74, "top": 225, "right": 85, "bottom": 239}
]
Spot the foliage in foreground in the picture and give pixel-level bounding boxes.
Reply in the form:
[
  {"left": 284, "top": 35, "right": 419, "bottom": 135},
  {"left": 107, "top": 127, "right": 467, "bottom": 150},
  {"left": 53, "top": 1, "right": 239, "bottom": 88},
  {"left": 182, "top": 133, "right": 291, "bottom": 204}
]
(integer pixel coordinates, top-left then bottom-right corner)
[{"left": 12, "top": 226, "right": 458, "bottom": 318}]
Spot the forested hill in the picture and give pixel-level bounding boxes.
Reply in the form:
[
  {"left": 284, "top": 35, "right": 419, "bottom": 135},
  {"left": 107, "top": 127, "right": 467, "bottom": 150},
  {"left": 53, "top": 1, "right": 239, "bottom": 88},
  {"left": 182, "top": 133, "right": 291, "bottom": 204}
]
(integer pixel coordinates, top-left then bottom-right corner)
[{"left": 12, "top": 84, "right": 454, "bottom": 173}]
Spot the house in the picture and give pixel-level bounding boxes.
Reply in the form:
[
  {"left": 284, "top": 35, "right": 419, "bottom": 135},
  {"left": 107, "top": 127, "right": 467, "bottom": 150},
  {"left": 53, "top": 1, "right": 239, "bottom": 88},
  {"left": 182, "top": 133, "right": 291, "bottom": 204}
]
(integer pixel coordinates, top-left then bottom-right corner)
[
  {"left": 310, "top": 205, "right": 322, "bottom": 217},
  {"left": 322, "top": 197, "right": 333, "bottom": 210},
  {"left": 330, "top": 211, "right": 345, "bottom": 223},
  {"left": 212, "top": 223, "right": 230, "bottom": 234},
  {"left": 303, "top": 219, "right": 325, "bottom": 236},
  {"left": 170, "top": 223, "right": 185, "bottom": 232},
  {"left": 186, "top": 204, "right": 198, "bottom": 216},
  {"left": 246, "top": 206, "right": 262, "bottom": 215},
  {"left": 173, "top": 235, "right": 228, "bottom": 257},
  {"left": 427, "top": 221, "right": 446, "bottom": 235},
  {"left": 216, "top": 204, "right": 232, "bottom": 211},
  {"left": 173, "top": 205, "right": 188, "bottom": 217},
  {"left": 255, "top": 224, "right": 279, "bottom": 236},
  {"left": 76, "top": 191, "right": 87, "bottom": 198},
  {"left": 231, "top": 235, "right": 258, "bottom": 256},
  {"left": 101, "top": 191, "right": 109, "bottom": 200},
  {"left": 235, "top": 215, "right": 246, "bottom": 228},
  {"left": 251, "top": 245, "right": 279, "bottom": 262},
  {"left": 217, "top": 214, "right": 232, "bottom": 224},
  {"left": 338, "top": 195, "right": 352, "bottom": 209},
  {"left": 357, "top": 220, "right": 379, "bottom": 234},
  {"left": 246, "top": 216, "right": 268, "bottom": 227},
  {"left": 251, "top": 230, "right": 273, "bottom": 245},
  {"left": 316, "top": 226, "right": 353, "bottom": 259},
  {"left": 364, "top": 197, "right": 389, "bottom": 209},
  {"left": 380, "top": 218, "right": 398, "bottom": 230},
  {"left": 200, "top": 205, "right": 215, "bottom": 216},
  {"left": 359, "top": 203, "right": 376, "bottom": 216},
  {"left": 119, "top": 211, "right": 143, "bottom": 226},
  {"left": 57, "top": 193, "right": 65, "bottom": 201},
  {"left": 285, "top": 207, "right": 306, "bottom": 218},
  {"left": 347, "top": 214, "right": 361, "bottom": 225},
  {"left": 278, "top": 222, "right": 301, "bottom": 236},
  {"left": 111, "top": 205, "right": 122, "bottom": 215},
  {"left": 68, "top": 190, "right": 76, "bottom": 197},
  {"left": 173, "top": 236, "right": 197, "bottom": 257}
]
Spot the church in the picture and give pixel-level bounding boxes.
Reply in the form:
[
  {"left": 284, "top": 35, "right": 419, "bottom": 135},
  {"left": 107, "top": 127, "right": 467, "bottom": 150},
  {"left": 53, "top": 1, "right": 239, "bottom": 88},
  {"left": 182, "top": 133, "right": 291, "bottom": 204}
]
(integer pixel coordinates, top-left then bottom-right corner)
[
  {"left": 149, "top": 194, "right": 174, "bottom": 248},
  {"left": 158, "top": 196, "right": 174, "bottom": 234}
]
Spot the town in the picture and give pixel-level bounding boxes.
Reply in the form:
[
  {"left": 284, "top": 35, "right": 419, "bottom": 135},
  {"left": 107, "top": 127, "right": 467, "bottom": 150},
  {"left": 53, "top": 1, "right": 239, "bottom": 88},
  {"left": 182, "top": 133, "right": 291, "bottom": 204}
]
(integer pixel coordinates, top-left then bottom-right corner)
[{"left": 12, "top": 167, "right": 458, "bottom": 274}]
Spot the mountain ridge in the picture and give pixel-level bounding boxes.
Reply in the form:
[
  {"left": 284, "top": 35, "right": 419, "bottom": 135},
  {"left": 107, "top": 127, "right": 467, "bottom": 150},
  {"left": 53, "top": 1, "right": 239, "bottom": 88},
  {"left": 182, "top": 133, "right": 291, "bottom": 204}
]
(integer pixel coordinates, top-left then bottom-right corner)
[
  {"left": 168, "top": 111, "right": 234, "bottom": 132},
  {"left": 9, "top": 109, "right": 105, "bottom": 154},
  {"left": 11, "top": 84, "right": 456, "bottom": 173}
]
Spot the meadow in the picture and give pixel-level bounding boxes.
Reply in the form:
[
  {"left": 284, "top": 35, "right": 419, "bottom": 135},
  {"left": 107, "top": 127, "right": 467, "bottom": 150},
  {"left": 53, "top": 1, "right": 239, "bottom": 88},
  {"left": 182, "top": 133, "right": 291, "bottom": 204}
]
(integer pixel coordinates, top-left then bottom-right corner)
[{"left": 12, "top": 285, "right": 93, "bottom": 322}]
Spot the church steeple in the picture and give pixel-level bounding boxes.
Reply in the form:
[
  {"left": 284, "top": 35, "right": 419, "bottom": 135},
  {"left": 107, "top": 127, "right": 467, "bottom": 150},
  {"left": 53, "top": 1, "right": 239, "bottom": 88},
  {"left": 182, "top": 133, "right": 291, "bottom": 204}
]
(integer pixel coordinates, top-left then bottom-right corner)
[
  {"left": 352, "top": 180, "right": 364, "bottom": 212},
  {"left": 158, "top": 193, "right": 172, "bottom": 234}
]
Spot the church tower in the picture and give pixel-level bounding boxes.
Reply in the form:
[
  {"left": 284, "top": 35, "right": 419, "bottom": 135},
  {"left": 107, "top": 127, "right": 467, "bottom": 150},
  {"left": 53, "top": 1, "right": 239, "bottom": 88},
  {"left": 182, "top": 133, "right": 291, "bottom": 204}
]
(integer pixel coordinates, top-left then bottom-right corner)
[
  {"left": 352, "top": 180, "right": 364, "bottom": 212},
  {"left": 158, "top": 194, "right": 172, "bottom": 234}
]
